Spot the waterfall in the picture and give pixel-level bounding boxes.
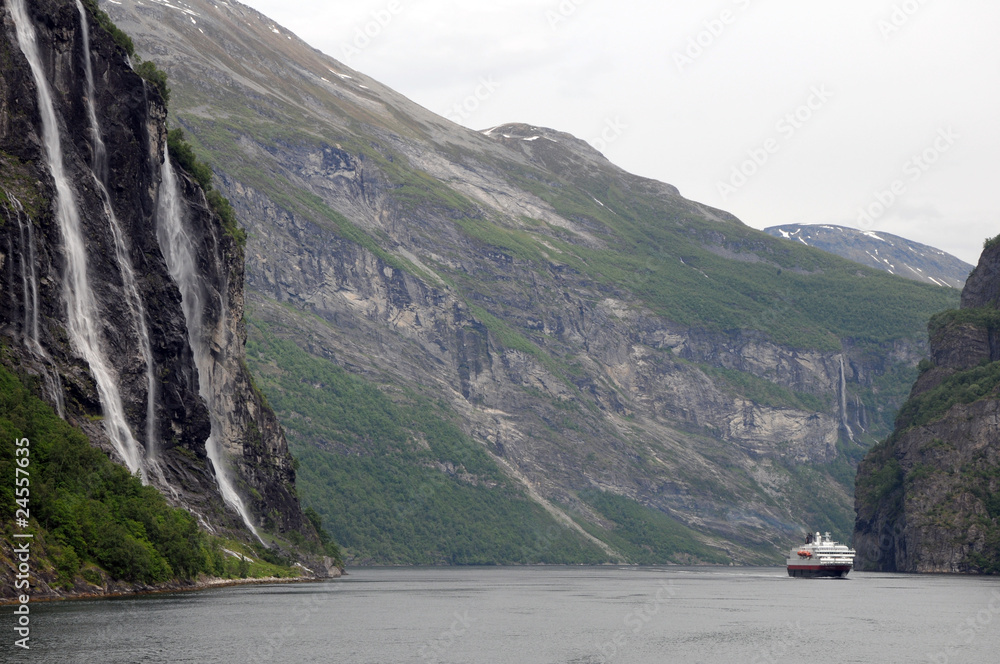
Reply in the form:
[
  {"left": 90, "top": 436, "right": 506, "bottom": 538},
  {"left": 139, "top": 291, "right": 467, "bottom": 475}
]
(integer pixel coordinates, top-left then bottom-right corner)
[
  {"left": 10, "top": 0, "right": 144, "bottom": 478},
  {"left": 9, "top": 194, "right": 39, "bottom": 347},
  {"left": 4, "top": 193, "right": 65, "bottom": 417},
  {"left": 75, "top": 0, "right": 160, "bottom": 460},
  {"left": 76, "top": 0, "right": 105, "bottom": 180},
  {"left": 157, "top": 152, "right": 259, "bottom": 538},
  {"left": 838, "top": 356, "right": 854, "bottom": 442}
]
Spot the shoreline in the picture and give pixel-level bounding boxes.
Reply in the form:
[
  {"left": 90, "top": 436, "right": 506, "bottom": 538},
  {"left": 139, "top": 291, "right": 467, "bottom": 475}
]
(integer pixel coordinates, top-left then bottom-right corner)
[{"left": 0, "top": 571, "right": 343, "bottom": 606}]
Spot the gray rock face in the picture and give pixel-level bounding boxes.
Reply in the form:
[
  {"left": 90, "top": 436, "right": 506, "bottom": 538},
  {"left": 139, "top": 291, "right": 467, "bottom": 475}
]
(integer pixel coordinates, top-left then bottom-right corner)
[
  {"left": 95, "top": 0, "right": 957, "bottom": 557},
  {"left": 0, "top": 0, "right": 307, "bottom": 541},
  {"left": 765, "top": 224, "right": 973, "bottom": 289},
  {"left": 854, "top": 242, "right": 1000, "bottom": 573}
]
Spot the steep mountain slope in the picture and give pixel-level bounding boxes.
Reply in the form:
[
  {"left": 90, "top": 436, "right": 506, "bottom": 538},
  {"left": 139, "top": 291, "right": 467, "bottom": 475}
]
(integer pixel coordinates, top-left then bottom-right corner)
[
  {"left": 854, "top": 237, "right": 1000, "bottom": 573},
  {"left": 101, "top": 0, "right": 958, "bottom": 562},
  {"left": 0, "top": 0, "right": 331, "bottom": 591},
  {"left": 765, "top": 224, "right": 973, "bottom": 289}
]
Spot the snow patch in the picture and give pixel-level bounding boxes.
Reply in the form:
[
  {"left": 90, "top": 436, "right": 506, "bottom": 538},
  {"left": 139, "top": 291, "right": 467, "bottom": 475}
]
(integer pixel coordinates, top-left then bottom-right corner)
[
  {"left": 148, "top": 0, "right": 201, "bottom": 17},
  {"left": 860, "top": 230, "right": 886, "bottom": 242}
]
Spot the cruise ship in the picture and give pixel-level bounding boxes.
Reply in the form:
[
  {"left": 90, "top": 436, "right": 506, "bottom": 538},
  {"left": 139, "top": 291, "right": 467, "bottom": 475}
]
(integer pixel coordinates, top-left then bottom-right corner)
[{"left": 786, "top": 531, "right": 855, "bottom": 578}]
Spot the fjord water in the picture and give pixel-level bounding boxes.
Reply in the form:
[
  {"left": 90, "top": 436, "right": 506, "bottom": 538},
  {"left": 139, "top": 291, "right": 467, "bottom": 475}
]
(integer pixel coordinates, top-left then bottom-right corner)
[{"left": 27, "top": 567, "right": 1000, "bottom": 663}]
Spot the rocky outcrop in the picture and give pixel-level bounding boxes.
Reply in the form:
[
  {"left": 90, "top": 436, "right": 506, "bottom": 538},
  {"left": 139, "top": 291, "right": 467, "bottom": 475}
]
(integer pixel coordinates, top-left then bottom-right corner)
[
  {"left": 854, "top": 240, "right": 1000, "bottom": 573},
  {"left": 0, "top": 0, "right": 311, "bottom": 544}
]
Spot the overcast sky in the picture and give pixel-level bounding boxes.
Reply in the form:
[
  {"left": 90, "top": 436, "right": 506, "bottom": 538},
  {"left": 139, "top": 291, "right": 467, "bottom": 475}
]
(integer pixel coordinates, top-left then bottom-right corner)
[{"left": 238, "top": 0, "right": 999, "bottom": 265}]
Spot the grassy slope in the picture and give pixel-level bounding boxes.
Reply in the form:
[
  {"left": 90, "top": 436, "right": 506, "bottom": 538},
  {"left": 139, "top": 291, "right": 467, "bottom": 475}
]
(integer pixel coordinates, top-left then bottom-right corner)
[
  {"left": 246, "top": 319, "right": 736, "bottom": 564},
  {"left": 0, "top": 360, "right": 300, "bottom": 594}
]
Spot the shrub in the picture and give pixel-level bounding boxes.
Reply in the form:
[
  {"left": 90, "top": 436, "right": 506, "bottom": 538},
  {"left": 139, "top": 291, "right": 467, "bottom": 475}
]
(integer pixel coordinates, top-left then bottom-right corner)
[{"left": 135, "top": 60, "right": 171, "bottom": 105}]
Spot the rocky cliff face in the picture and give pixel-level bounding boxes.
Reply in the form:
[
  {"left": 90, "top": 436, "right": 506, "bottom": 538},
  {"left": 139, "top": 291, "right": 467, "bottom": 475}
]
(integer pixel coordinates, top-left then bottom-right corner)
[
  {"left": 854, "top": 240, "right": 1000, "bottom": 573},
  {"left": 0, "top": 0, "right": 307, "bottom": 542},
  {"left": 99, "top": 0, "right": 958, "bottom": 560}
]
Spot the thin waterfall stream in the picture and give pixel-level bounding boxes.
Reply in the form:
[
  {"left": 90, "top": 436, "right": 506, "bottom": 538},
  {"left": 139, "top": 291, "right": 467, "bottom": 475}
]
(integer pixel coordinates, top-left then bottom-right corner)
[
  {"left": 157, "top": 152, "right": 259, "bottom": 538},
  {"left": 3, "top": 192, "right": 65, "bottom": 417},
  {"left": 838, "top": 356, "right": 854, "bottom": 442}
]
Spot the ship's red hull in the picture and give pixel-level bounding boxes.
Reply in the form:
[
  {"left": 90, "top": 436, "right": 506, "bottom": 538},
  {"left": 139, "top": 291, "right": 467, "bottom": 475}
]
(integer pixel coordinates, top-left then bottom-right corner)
[{"left": 787, "top": 564, "right": 851, "bottom": 578}]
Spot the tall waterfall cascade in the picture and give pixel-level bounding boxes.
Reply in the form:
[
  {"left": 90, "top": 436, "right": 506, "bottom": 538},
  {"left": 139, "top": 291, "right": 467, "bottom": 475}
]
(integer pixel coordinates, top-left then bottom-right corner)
[
  {"left": 156, "top": 152, "right": 259, "bottom": 538},
  {"left": 9, "top": 0, "right": 145, "bottom": 478},
  {"left": 75, "top": 0, "right": 160, "bottom": 462}
]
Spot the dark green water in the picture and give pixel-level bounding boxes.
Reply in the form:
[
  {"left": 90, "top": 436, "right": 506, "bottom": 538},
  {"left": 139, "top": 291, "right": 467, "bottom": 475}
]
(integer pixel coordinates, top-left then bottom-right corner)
[{"left": 13, "top": 567, "right": 1000, "bottom": 662}]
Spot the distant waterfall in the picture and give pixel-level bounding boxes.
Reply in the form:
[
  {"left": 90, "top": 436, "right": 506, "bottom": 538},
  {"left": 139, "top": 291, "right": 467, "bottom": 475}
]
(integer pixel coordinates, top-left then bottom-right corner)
[
  {"left": 157, "top": 152, "right": 259, "bottom": 538},
  {"left": 838, "top": 356, "right": 854, "bottom": 442},
  {"left": 10, "top": 0, "right": 144, "bottom": 478},
  {"left": 76, "top": 0, "right": 160, "bottom": 461},
  {"left": 3, "top": 193, "right": 65, "bottom": 417},
  {"left": 9, "top": 194, "right": 40, "bottom": 348}
]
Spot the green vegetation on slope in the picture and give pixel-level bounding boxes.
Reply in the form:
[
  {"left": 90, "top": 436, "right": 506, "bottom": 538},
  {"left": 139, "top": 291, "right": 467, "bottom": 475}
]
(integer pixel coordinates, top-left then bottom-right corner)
[
  {"left": 82, "top": 0, "right": 133, "bottom": 56},
  {"left": 167, "top": 128, "right": 245, "bottom": 247},
  {"left": 700, "top": 364, "right": 828, "bottom": 413},
  {"left": 0, "top": 362, "right": 297, "bottom": 589},
  {"left": 503, "top": 167, "right": 958, "bottom": 351},
  {"left": 894, "top": 361, "right": 1000, "bottom": 433},
  {"left": 575, "top": 490, "right": 727, "bottom": 564},
  {"left": 928, "top": 307, "right": 1000, "bottom": 339},
  {"left": 245, "top": 319, "right": 609, "bottom": 564}
]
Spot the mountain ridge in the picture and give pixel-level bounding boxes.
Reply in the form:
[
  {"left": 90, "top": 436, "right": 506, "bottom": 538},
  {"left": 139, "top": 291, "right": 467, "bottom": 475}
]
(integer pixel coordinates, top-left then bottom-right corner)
[
  {"left": 764, "top": 223, "right": 973, "bottom": 289},
  {"left": 100, "top": 0, "right": 959, "bottom": 563}
]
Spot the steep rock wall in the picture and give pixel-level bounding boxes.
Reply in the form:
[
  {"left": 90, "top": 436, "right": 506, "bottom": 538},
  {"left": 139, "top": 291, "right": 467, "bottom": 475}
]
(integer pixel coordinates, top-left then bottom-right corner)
[
  {"left": 854, "top": 241, "right": 1000, "bottom": 573},
  {"left": 0, "top": 0, "right": 305, "bottom": 539}
]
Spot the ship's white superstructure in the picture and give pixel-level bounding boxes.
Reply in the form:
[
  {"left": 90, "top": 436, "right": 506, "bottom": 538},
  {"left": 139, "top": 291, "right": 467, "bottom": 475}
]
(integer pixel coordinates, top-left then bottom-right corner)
[{"left": 786, "top": 531, "right": 855, "bottom": 578}]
